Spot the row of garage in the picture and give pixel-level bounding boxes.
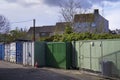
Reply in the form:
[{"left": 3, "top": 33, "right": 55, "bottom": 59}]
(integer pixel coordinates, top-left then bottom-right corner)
[
  {"left": 0, "top": 41, "right": 72, "bottom": 69},
  {"left": 0, "top": 39, "right": 120, "bottom": 77},
  {"left": 0, "top": 42, "right": 46, "bottom": 67}
]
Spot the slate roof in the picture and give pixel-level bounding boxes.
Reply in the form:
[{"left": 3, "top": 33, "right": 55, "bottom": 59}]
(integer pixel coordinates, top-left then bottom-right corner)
[
  {"left": 74, "top": 9, "right": 100, "bottom": 23},
  {"left": 27, "top": 22, "right": 71, "bottom": 35},
  {"left": 55, "top": 22, "right": 71, "bottom": 31},
  {"left": 28, "top": 25, "right": 55, "bottom": 34},
  {"left": 74, "top": 13, "right": 95, "bottom": 23}
]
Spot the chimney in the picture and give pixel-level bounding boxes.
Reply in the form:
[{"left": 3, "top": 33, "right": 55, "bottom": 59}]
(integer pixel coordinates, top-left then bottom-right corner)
[{"left": 94, "top": 9, "right": 99, "bottom": 14}]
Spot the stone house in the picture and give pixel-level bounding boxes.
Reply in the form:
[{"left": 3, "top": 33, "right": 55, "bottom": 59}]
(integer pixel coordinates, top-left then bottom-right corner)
[
  {"left": 27, "top": 26, "right": 55, "bottom": 39},
  {"left": 73, "top": 9, "right": 109, "bottom": 33},
  {"left": 27, "top": 9, "right": 109, "bottom": 39},
  {"left": 27, "top": 22, "right": 70, "bottom": 39}
]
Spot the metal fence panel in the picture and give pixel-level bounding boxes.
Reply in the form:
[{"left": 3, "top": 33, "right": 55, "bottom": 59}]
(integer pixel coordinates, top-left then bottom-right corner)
[
  {"left": 16, "top": 42, "right": 23, "bottom": 64},
  {"left": 73, "top": 39, "right": 120, "bottom": 77},
  {"left": 46, "top": 42, "right": 72, "bottom": 69},
  {"left": 4, "top": 44, "right": 10, "bottom": 61},
  {"left": 102, "top": 40, "right": 120, "bottom": 77},
  {"left": 23, "top": 42, "right": 34, "bottom": 66},
  {"left": 80, "top": 41, "right": 91, "bottom": 70},
  {"left": 0, "top": 44, "right": 4, "bottom": 60},
  {"left": 10, "top": 42, "right": 16, "bottom": 63},
  {"left": 91, "top": 41, "right": 102, "bottom": 71},
  {"left": 34, "top": 42, "right": 46, "bottom": 67},
  {"left": 72, "top": 41, "right": 81, "bottom": 68}
]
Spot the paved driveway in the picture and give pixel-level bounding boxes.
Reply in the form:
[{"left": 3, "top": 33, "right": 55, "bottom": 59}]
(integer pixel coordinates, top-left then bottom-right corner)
[{"left": 0, "top": 61, "right": 111, "bottom": 80}]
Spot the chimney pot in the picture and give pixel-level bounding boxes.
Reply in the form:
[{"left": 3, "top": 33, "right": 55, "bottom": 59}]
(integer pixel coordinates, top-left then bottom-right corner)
[{"left": 94, "top": 9, "right": 99, "bottom": 14}]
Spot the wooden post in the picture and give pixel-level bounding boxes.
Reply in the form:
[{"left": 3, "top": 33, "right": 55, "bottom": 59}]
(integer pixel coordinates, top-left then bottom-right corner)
[{"left": 33, "top": 19, "right": 35, "bottom": 41}]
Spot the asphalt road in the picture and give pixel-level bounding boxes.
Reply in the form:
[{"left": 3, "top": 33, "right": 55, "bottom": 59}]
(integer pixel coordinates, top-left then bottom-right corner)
[{"left": 0, "top": 61, "right": 109, "bottom": 80}]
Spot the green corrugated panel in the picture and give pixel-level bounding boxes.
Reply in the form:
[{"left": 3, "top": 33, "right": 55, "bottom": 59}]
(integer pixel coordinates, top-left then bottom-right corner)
[
  {"left": 102, "top": 40, "right": 120, "bottom": 77},
  {"left": 117, "top": 53, "right": 120, "bottom": 76},
  {"left": 46, "top": 43, "right": 53, "bottom": 67},
  {"left": 72, "top": 41, "right": 82, "bottom": 69},
  {"left": 72, "top": 41, "right": 92, "bottom": 69},
  {"left": 66, "top": 42, "right": 72, "bottom": 69},
  {"left": 103, "top": 41, "right": 114, "bottom": 56},
  {"left": 73, "top": 41, "right": 98, "bottom": 70},
  {"left": 46, "top": 42, "right": 72, "bottom": 69},
  {"left": 102, "top": 54, "right": 117, "bottom": 76},
  {"left": 73, "top": 39, "right": 120, "bottom": 77},
  {"left": 91, "top": 41, "right": 102, "bottom": 71},
  {"left": 91, "top": 58, "right": 100, "bottom": 71},
  {"left": 102, "top": 40, "right": 120, "bottom": 56},
  {"left": 72, "top": 40, "right": 102, "bottom": 71},
  {"left": 34, "top": 42, "right": 46, "bottom": 67},
  {"left": 53, "top": 43, "right": 66, "bottom": 68},
  {"left": 91, "top": 41, "right": 102, "bottom": 58},
  {"left": 80, "top": 41, "right": 91, "bottom": 70}
]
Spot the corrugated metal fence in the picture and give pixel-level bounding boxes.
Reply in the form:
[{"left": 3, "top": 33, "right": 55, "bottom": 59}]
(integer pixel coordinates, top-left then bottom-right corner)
[
  {"left": 72, "top": 39, "right": 120, "bottom": 77},
  {"left": 0, "top": 43, "right": 4, "bottom": 60},
  {"left": 1, "top": 39, "right": 120, "bottom": 77},
  {"left": 23, "top": 41, "right": 46, "bottom": 67},
  {"left": 46, "top": 42, "right": 72, "bottom": 69}
]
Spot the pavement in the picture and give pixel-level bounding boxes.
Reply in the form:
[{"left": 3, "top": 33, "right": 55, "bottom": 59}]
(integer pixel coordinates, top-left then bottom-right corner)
[{"left": 0, "top": 61, "right": 117, "bottom": 80}]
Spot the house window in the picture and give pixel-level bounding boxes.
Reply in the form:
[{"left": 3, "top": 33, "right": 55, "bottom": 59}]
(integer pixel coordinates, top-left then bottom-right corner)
[
  {"left": 74, "top": 23, "right": 80, "bottom": 28},
  {"left": 39, "top": 32, "right": 50, "bottom": 37},
  {"left": 91, "top": 22, "right": 96, "bottom": 27},
  {"left": 77, "top": 23, "right": 87, "bottom": 28},
  {"left": 41, "top": 33, "right": 46, "bottom": 36},
  {"left": 39, "top": 32, "right": 46, "bottom": 37}
]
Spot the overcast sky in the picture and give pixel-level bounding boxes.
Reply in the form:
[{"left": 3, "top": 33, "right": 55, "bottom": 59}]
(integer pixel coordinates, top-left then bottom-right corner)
[{"left": 0, "top": 0, "right": 120, "bottom": 30}]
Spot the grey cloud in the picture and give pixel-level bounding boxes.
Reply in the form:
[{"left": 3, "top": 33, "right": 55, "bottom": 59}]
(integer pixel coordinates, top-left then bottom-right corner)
[
  {"left": 43, "top": 0, "right": 61, "bottom": 6},
  {"left": 43, "top": 0, "right": 92, "bottom": 8},
  {"left": 5, "top": 0, "right": 17, "bottom": 3},
  {"left": 4, "top": 0, "right": 120, "bottom": 8},
  {"left": 106, "top": 0, "right": 120, "bottom": 2},
  {"left": 43, "top": 0, "right": 120, "bottom": 8},
  {"left": 4, "top": 0, "right": 40, "bottom": 7},
  {"left": 90, "top": 0, "right": 120, "bottom": 3}
]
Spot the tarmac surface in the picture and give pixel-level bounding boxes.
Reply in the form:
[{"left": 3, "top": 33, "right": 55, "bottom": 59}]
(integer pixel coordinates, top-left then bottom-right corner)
[{"left": 0, "top": 61, "right": 114, "bottom": 80}]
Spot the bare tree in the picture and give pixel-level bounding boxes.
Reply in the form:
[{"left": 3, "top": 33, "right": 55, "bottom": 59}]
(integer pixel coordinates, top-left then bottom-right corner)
[
  {"left": 59, "top": 0, "right": 85, "bottom": 25},
  {"left": 0, "top": 15, "right": 10, "bottom": 34}
]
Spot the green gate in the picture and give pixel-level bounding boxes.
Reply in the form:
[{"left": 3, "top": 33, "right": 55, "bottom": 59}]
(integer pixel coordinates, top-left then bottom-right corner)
[{"left": 46, "top": 42, "right": 72, "bottom": 69}]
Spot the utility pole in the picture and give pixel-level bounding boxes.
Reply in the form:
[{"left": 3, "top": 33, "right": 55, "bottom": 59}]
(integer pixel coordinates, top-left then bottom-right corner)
[{"left": 33, "top": 19, "right": 36, "bottom": 41}]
